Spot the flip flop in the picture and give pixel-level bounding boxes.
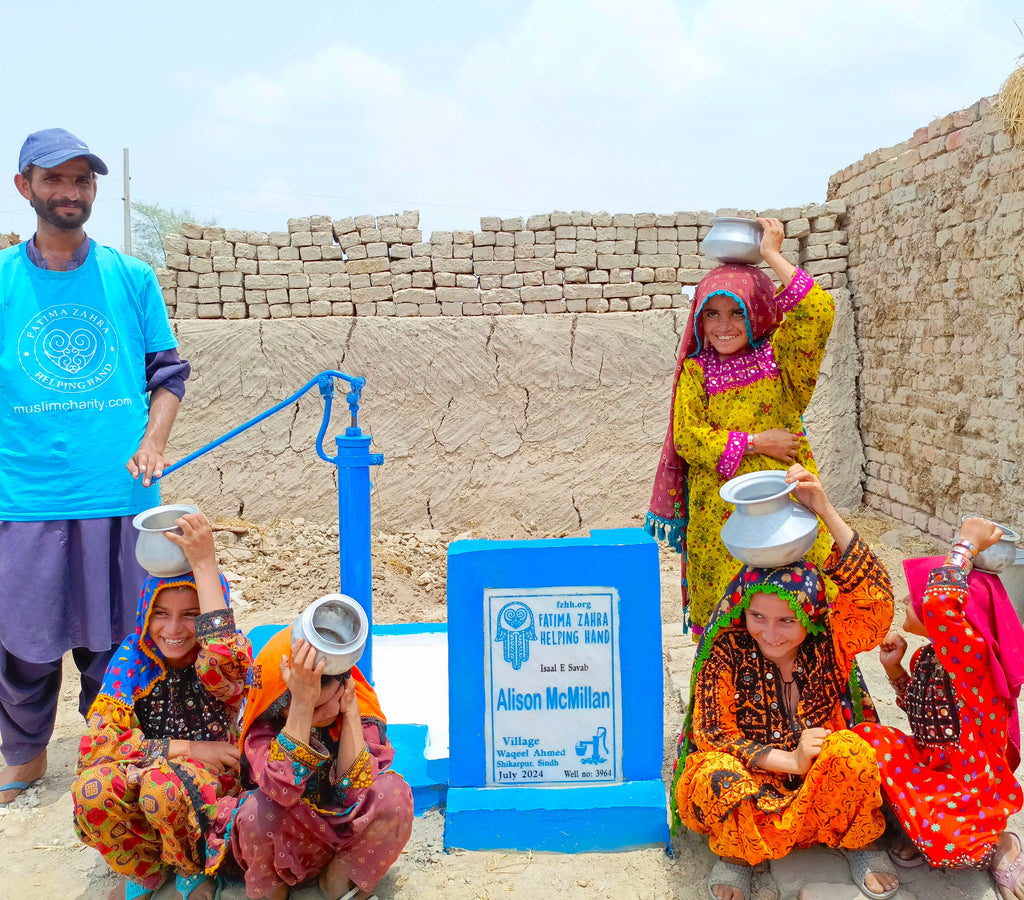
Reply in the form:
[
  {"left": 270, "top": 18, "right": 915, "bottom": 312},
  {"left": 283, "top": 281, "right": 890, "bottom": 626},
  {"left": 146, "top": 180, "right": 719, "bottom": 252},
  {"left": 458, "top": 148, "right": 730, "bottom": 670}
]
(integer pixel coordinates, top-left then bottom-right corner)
[
  {"left": 886, "top": 835, "right": 926, "bottom": 869},
  {"left": 993, "top": 831, "right": 1024, "bottom": 900},
  {"left": 842, "top": 847, "right": 900, "bottom": 900},
  {"left": 708, "top": 857, "right": 752, "bottom": 900},
  {"left": 0, "top": 779, "right": 41, "bottom": 807}
]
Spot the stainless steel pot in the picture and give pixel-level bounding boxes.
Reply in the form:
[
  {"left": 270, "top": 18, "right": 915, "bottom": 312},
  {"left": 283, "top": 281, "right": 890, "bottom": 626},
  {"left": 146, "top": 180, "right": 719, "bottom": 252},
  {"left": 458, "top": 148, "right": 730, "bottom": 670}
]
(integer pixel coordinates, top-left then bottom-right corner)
[
  {"left": 719, "top": 471, "right": 819, "bottom": 568},
  {"left": 292, "top": 594, "right": 368, "bottom": 676},
  {"left": 958, "top": 516, "right": 1020, "bottom": 574},
  {"left": 701, "top": 217, "right": 764, "bottom": 265},
  {"left": 132, "top": 504, "right": 200, "bottom": 577}
]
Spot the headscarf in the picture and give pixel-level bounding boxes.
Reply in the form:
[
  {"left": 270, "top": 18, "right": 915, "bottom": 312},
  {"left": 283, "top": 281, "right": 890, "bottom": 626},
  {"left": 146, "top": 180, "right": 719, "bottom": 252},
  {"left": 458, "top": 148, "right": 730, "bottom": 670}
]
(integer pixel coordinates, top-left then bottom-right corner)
[
  {"left": 903, "top": 556, "right": 1024, "bottom": 768},
  {"left": 238, "top": 625, "right": 384, "bottom": 749},
  {"left": 92, "top": 572, "right": 232, "bottom": 720},
  {"left": 645, "top": 265, "right": 783, "bottom": 621},
  {"left": 670, "top": 559, "right": 874, "bottom": 832}
]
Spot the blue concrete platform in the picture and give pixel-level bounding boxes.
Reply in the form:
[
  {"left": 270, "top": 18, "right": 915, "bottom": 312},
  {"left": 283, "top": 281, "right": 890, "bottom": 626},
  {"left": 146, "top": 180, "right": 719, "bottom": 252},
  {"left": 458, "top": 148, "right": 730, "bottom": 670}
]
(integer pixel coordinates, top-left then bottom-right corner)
[{"left": 445, "top": 780, "right": 669, "bottom": 852}]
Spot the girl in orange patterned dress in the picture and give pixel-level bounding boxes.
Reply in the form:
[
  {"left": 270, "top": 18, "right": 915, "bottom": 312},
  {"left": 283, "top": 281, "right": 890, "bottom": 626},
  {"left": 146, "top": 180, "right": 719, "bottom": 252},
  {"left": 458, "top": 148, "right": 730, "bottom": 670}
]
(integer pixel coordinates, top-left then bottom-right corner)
[
  {"left": 854, "top": 519, "right": 1024, "bottom": 899},
  {"left": 72, "top": 513, "right": 251, "bottom": 900},
  {"left": 674, "top": 466, "right": 897, "bottom": 900},
  {"left": 646, "top": 218, "right": 835, "bottom": 633}
]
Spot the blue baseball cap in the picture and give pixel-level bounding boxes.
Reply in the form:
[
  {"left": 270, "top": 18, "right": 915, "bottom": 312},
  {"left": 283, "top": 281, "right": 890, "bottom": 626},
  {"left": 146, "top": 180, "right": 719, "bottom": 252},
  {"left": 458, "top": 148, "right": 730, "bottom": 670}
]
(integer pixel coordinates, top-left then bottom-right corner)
[{"left": 18, "top": 128, "right": 108, "bottom": 176}]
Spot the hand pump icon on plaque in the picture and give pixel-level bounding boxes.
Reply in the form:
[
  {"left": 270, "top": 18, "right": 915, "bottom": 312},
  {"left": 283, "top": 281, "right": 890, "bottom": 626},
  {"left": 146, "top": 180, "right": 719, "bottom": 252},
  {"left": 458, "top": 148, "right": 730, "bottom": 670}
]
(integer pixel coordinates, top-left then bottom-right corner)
[{"left": 575, "top": 726, "right": 609, "bottom": 764}]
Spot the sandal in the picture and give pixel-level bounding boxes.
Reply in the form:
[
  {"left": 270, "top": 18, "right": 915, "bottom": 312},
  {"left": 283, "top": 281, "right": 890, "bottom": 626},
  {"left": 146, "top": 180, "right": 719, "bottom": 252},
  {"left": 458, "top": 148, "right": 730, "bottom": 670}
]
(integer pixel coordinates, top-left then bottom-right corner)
[
  {"left": 993, "top": 832, "right": 1024, "bottom": 900},
  {"left": 708, "top": 857, "right": 752, "bottom": 900},
  {"left": 841, "top": 847, "right": 899, "bottom": 900},
  {"left": 886, "top": 833, "right": 926, "bottom": 869}
]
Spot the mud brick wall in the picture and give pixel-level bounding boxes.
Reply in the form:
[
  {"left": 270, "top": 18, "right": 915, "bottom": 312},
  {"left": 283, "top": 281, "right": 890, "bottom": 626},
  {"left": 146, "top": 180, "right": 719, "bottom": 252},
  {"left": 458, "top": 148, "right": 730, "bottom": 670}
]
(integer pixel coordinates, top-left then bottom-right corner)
[
  {"left": 156, "top": 206, "right": 850, "bottom": 320},
  {"left": 829, "top": 95, "right": 1024, "bottom": 539}
]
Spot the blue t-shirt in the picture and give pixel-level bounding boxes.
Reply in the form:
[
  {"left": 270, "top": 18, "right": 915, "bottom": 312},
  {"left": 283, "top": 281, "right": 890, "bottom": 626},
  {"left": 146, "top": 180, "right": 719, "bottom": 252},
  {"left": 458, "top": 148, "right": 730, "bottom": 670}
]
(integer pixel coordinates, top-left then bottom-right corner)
[{"left": 0, "top": 241, "right": 178, "bottom": 519}]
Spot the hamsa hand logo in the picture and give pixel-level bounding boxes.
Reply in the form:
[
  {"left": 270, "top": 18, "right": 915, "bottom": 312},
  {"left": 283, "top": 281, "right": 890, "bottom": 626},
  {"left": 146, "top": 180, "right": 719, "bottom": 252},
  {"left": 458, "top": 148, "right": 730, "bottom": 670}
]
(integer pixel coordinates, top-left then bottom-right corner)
[{"left": 494, "top": 601, "right": 536, "bottom": 670}]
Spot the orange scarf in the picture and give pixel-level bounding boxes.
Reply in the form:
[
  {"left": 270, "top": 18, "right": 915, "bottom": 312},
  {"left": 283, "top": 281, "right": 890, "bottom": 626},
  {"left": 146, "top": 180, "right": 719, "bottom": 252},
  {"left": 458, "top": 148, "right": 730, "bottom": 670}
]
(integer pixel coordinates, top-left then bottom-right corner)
[{"left": 239, "top": 625, "right": 384, "bottom": 748}]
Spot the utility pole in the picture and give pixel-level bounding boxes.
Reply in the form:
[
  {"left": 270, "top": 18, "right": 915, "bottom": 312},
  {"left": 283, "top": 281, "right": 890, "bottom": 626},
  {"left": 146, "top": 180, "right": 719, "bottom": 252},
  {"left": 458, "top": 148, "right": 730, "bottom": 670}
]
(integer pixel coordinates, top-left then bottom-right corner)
[{"left": 122, "top": 148, "right": 131, "bottom": 255}]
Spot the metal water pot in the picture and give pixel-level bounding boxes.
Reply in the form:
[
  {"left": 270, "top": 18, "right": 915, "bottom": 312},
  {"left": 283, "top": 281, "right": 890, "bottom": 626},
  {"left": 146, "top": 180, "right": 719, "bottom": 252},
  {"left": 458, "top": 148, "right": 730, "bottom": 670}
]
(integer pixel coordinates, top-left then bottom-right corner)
[
  {"left": 132, "top": 504, "right": 200, "bottom": 577},
  {"left": 701, "top": 217, "right": 764, "bottom": 265},
  {"left": 292, "top": 594, "right": 369, "bottom": 676},
  {"left": 719, "top": 471, "right": 819, "bottom": 568},
  {"left": 958, "top": 516, "right": 1020, "bottom": 574}
]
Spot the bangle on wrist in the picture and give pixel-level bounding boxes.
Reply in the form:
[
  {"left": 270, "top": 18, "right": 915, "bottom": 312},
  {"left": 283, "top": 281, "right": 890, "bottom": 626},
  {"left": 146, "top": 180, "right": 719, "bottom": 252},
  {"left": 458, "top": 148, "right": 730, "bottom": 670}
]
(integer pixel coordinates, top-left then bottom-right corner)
[{"left": 952, "top": 539, "right": 977, "bottom": 556}]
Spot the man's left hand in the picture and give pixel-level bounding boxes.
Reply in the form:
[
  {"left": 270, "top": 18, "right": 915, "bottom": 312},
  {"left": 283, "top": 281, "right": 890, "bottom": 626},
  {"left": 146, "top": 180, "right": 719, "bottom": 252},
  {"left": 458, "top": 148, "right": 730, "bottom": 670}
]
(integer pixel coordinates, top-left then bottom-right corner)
[{"left": 126, "top": 441, "right": 168, "bottom": 488}]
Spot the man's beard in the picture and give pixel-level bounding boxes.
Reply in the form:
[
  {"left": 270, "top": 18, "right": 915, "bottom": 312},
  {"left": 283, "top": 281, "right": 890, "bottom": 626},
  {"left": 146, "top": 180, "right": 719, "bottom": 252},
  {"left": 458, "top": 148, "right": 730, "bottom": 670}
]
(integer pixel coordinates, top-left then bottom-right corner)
[{"left": 29, "top": 190, "right": 91, "bottom": 230}]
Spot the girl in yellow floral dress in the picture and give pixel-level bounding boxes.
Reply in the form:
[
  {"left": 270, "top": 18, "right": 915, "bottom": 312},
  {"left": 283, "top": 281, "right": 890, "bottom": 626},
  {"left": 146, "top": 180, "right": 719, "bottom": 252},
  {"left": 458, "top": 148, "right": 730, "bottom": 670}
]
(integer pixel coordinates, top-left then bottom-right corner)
[{"left": 646, "top": 218, "right": 835, "bottom": 633}]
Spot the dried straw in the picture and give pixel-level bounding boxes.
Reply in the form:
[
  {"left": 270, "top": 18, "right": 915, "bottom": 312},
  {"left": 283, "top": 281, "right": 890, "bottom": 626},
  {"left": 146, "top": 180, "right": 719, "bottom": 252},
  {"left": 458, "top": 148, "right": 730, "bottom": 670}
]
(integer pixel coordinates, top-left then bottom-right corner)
[{"left": 997, "top": 59, "right": 1024, "bottom": 144}]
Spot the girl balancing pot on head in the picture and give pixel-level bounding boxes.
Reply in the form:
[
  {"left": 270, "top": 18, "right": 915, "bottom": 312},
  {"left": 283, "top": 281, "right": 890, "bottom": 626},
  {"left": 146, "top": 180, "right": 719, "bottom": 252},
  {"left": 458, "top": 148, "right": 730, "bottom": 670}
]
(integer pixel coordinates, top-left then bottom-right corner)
[
  {"left": 227, "top": 627, "right": 413, "bottom": 900},
  {"left": 71, "top": 512, "right": 252, "bottom": 900},
  {"left": 646, "top": 217, "right": 836, "bottom": 634},
  {"left": 675, "top": 464, "right": 898, "bottom": 900},
  {"left": 853, "top": 518, "right": 1024, "bottom": 898}
]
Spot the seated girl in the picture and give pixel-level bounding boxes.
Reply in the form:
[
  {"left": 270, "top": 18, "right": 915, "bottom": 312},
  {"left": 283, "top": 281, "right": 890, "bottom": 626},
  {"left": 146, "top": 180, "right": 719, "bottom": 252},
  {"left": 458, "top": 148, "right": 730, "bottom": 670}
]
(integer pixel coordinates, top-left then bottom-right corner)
[
  {"left": 72, "top": 512, "right": 251, "bottom": 900},
  {"left": 854, "top": 518, "right": 1024, "bottom": 899},
  {"left": 674, "top": 465, "right": 898, "bottom": 900},
  {"left": 228, "top": 628, "right": 414, "bottom": 900}
]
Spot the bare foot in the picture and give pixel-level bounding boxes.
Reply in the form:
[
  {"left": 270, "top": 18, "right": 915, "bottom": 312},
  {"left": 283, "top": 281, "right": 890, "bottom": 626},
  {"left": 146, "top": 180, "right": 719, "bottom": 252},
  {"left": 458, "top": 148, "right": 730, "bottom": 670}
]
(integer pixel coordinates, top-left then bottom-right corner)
[
  {"left": 184, "top": 877, "right": 218, "bottom": 900},
  {"left": 0, "top": 748, "right": 47, "bottom": 804},
  {"left": 888, "top": 830, "right": 923, "bottom": 864},
  {"left": 107, "top": 881, "right": 152, "bottom": 900},
  {"left": 992, "top": 832, "right": 1024, "bottom": 900},
  {"left": 864, "top": 870, "right": 898, "bottom": 895}
]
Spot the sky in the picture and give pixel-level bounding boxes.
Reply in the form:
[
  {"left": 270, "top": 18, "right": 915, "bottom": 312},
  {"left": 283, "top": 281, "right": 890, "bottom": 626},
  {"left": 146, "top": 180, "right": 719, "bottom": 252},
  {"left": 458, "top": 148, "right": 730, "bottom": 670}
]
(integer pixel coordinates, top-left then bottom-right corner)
[{"left": 3, "top": 0, "right": 1022, "bottom": 250}]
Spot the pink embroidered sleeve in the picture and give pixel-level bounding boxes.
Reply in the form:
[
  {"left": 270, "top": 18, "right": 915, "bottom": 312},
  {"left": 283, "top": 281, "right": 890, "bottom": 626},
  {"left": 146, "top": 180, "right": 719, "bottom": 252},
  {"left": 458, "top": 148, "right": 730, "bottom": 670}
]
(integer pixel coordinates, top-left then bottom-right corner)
[
  {"left": 774, "top": 268, "right": 814, "bottom": 313},
  {"left": 716, "top": 431, "right": 749, "bottom": 479}
]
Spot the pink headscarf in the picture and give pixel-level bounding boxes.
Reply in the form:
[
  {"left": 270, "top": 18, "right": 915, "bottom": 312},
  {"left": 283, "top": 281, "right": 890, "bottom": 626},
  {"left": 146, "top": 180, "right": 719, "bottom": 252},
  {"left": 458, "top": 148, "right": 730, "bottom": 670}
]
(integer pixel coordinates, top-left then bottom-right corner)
[{"left": 903, "top": 556, "right": 1024, "bottom": 768}]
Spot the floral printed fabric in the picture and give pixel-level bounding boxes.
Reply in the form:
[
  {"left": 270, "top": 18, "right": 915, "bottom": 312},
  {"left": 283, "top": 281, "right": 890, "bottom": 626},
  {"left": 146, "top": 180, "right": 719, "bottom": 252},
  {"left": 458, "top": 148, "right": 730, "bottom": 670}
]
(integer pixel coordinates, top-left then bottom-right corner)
[
  {"left": 673, "top": 536, "right": 893, "bottom": 860},
  {"left": 854, "top": 563, "right": 1024, "bottom": 867},
  {"left": 671, "top": 278, "right": 835, "bottom": 628}
]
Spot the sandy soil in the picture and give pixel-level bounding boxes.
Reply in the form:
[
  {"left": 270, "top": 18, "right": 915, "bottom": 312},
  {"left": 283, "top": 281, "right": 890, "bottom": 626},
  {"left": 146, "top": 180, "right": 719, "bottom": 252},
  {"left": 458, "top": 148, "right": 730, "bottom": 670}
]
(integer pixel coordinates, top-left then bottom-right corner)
[{"left": 0, "top": 512, "right": 1012, "bottom": 899}]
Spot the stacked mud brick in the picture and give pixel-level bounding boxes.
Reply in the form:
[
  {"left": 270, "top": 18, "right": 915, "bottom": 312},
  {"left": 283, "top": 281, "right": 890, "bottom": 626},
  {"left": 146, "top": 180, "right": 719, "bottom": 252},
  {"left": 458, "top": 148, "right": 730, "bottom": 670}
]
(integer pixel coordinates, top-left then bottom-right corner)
[
  {"left": 828, "top": 96, "right": 1022, "bottom": 538},
  {"left": 158, "top": 205, "right": 849, "bottom": 319}
]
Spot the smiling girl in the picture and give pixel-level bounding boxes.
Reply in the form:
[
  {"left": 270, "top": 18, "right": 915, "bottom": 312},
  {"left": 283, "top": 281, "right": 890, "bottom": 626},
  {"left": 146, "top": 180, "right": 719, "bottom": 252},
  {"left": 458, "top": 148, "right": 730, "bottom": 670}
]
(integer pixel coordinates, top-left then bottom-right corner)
[
  {"left": 647, "top": 218, "right": 836, "bottom": 633},
  {"left": 72, "top": 512, "right": 251, "bottom": 900},
  {"left": 674, "top": 465, "right": 897, "bottom": 900}
]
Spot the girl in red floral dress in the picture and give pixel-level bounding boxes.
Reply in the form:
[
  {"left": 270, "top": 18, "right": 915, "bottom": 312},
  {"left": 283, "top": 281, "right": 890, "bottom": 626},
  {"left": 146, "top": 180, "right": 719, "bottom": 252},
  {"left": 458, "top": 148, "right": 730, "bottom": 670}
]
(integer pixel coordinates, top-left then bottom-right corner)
[{"left": 854, "top": 518, "right": 1024, "bottom": 899}]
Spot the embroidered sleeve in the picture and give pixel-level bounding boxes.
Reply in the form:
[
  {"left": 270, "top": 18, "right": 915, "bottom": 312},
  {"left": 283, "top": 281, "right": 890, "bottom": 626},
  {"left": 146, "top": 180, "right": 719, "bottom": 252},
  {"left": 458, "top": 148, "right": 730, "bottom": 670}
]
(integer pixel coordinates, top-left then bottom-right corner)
[
  {"left": 673, "top": 360, "right": 734, "bottom": 471},
  {"left": 774, "top": 268, "right": 814, "bottom": 312},
  {"left": 329, "top": 718, "right": 396, "bottom": 805},
  {"left": 823, "top": 533, "right": 894, "bottom": 670},
  {"left": 195, "top": 609, "right": 253, "bottom": 714},
  {"left": 717, "top": 432, "right": 750, "bottom": 479},
  {"left": 770, "top": 277, "right": 835, "bottom": 413},
  {"left": 922, "top": 564, "right": 996, "bottom": 719},
  {"left": 691, "top": 641, "right": 774, "bottom": 767},
  {"left": 893, "top": 648, "right": 923, "bottom": 712},
  {"left": 244, "top": 718, "right": 330, "bottom": 808},
  {"left": 77, "top": 699, "right": 165, "bottom": 771}
]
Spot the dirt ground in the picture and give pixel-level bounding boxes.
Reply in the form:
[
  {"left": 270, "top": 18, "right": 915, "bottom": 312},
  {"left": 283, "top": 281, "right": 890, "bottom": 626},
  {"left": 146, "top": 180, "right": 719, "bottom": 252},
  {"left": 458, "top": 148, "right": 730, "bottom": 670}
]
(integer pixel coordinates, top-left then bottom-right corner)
[{"left": 0, "top": 511, "right": 1012, "bottom": 899}]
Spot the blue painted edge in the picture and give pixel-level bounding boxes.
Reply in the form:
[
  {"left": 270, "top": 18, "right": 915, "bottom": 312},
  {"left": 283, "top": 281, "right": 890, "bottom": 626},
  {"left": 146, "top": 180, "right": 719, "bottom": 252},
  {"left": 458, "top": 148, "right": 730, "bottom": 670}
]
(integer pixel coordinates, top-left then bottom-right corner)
[
  {"left": 375, "top": 622, "right": 448, "bottom": 635},
  {"left": 444, "top": 779, "right": 669, "bottom": 852},
  {"left": 389, "top": 723, "right": 449, "bottom": 815}
]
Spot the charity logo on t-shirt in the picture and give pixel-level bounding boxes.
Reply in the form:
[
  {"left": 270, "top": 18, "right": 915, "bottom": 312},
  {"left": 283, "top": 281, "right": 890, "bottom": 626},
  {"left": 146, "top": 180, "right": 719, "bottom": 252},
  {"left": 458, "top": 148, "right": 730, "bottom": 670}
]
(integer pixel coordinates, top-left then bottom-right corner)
[{"left": 18, "top": 303, "right": 121, "bottom": 393}]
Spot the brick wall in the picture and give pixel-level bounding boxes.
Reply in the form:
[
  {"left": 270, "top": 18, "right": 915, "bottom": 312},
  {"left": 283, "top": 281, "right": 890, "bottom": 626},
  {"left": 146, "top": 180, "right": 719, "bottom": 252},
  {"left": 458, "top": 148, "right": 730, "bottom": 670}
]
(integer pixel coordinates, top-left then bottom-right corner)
[
  {"left": 829, "top": 96, "right": 1023, "bottom": 539},
  {"left": 157, "top": 205, "right": 850, "bottom": 320}
]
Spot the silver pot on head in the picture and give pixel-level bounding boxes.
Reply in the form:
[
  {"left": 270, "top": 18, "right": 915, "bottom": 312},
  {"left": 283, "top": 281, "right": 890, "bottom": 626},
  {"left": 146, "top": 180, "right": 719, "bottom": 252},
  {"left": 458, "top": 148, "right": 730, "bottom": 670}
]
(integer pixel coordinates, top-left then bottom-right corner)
[
  {"left": 133, "top": 504, "right": 200, "bottom": 578},
  {"left": 292, "top": 594, "right": 369, "bottom": 676}
]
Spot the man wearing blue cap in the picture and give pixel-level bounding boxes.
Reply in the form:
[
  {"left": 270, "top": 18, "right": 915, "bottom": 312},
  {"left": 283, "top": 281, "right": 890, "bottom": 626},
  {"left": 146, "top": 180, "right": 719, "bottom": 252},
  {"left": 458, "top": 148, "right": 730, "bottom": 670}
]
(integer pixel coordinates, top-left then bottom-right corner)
[{"left": 0, "top": 129, "right": 191, "bottom": 805}]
